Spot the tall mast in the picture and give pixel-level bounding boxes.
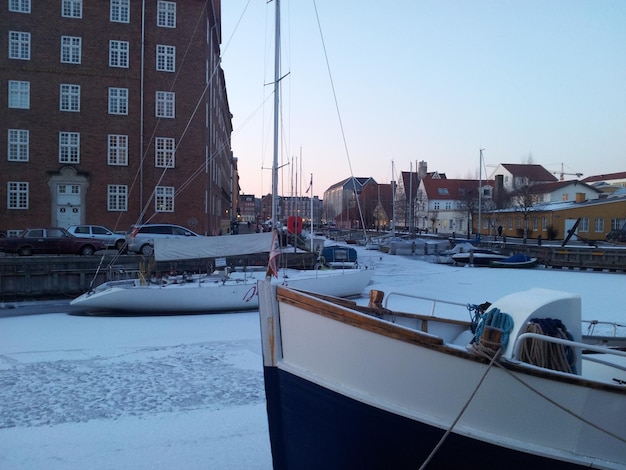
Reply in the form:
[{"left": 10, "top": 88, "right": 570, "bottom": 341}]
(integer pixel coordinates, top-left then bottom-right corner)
[
  {"left": 478, "top": 148, "right": 484, "bottom": 241},
  {"left": 271, "top": 0, "right": 280, "bottom": 226}
]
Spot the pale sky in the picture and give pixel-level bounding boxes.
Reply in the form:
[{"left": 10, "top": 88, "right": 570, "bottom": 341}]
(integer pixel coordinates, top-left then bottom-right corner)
[{"left": 221, "top": 0, "right": 626, "bottom": 199}]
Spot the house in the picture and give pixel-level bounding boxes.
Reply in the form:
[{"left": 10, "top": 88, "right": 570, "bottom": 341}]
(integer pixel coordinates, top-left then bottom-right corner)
[
  {"left": 582, "top": 171, "right": 626, "bottom": 194},
  {"left": 418, "top": 178, "right": 494, "bottom": 236},
  {"left": 482, "top": 194, "right": 626, "bottom": 242}
]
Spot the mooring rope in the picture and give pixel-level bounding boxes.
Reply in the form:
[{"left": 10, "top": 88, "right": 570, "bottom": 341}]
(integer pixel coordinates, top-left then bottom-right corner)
[{"left": 419, "top": 347, "right": 503, "bottom": 469}]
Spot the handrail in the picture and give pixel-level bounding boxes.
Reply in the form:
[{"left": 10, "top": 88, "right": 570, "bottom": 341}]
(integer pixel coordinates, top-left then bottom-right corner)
[
  {"left": 383, "top": 291, "right": 468, "bottom": 317},
  {"left": 583, "top": 319, "right": 626, "bottom": 338},
  {"left": 512, "top": 332, "right": 626, "bottom": 365}
]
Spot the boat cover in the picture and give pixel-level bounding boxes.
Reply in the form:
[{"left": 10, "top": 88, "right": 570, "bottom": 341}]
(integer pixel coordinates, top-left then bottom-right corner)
[{"left": 153, "top": 232, "right": 273, "bottom": 261}]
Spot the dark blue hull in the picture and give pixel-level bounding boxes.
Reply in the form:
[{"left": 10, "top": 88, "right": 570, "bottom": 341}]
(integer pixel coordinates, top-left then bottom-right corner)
[{"left": 263, "top": 366, "right": 587, "bottom": 470}]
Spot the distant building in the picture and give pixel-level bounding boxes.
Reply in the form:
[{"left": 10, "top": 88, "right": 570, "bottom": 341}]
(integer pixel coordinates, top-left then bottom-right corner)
[
  {"left": 323, "top": 177, "right": 377, "bottom": 229},
  {"left": 1, "top": 0, "right": 234, "bottom": 236}
]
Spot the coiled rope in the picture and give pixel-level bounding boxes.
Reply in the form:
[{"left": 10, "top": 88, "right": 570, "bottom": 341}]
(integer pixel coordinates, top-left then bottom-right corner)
[
  {"left": 518, "top": 319, "right": 576, "bottom": 374},
  {"left": 472, "top": 308, "right": 514, "bottom": 351}
]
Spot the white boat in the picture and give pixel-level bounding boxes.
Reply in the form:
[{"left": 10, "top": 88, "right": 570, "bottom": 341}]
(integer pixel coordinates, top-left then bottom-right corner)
[
  {"left": 70, "top": 233, "right": 373, "bottom": 313},
  {"left": 257, "top": 283, "right": 626, "bottom": 468}
]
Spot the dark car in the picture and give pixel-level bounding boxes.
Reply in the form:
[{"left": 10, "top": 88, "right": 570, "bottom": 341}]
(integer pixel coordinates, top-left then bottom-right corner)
[{"left": 0, "top": 227, "right": 107, "bottom": 256}]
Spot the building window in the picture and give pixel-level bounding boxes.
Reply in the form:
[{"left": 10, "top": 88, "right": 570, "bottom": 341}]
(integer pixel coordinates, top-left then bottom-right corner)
[
  {"left": 108, "top": 185, "right": 128, "bottom": 211},
  {"left": 594, "top": 217, "right": 604, "bottom": 233},
  {"left": 59, "top": 132, "right": 80, "bottom": 163},
  {"left": 155, "top": 137, "right": 175, "bottom": 167},
  {"left": 542, "top": 217, "right": 547, "bottom": 231},
  {"left": 532, "top": 217, "right": 538, "bottom": 231},
  {"left": 109, "top": 40, "right": 129, "bottom": 68},
  {"left": 611, "top": 218, "right": 625, "bottom": 231},
  {"left": 108, "top": 87, "right": 128, "bottom": 115},
  {"left": 110, "top": 0, "right": 130, "bottom": 23},
  {"left": 155, "top": 186, "right": 174, "bottom": 212},
  {"left": 108, "top": 134, "right": 128, "bottom": 165},
  {"left": 60, "top": 84, "right": 80, "bottom": 112},
  {"left": 9, "top": 31, "right": 30, "bottom": 60},
  {"left": 579, "top": 217, "right": 589, "bottom": 232},
  {"left": 156, "top": 45, "right": 175, "bottom": 72},
  {"left": 61, "top": 36, "right": 81, "bottom": 63},
  {"left": 7, "top": 182, "right": 29, "bottom": 209},
  {"left": 157, "top": 1, "right": 176, "bottom": 28},
  {"left": 8, "top": 80, "right": 30, "bottom": 109},
  {"left": 62, "top": 0, "right": 82, "bottom": 18},
  {"left": 155, "top": 91, "right": 175, "bottom": 118},
  {"left": 8, "top": 129, "right": 29, "bottom": 162},
  {"left": 9, "top": 0, "right": 31, "bottom": 13}
]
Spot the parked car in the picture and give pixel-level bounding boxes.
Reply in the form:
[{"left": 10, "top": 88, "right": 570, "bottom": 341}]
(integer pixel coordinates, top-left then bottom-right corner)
[
  {"left": 126, "top": 224, "right": 201, "bottom": 256},
  {"left": 0, "top": 227, "right": 107, "bottom": 256},
  {"left": 67, "top": 225, "right": 126, "bottom": 251}
]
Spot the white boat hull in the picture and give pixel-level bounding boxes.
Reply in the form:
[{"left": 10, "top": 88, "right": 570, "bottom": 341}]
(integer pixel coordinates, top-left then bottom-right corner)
[{"left": 70, "top": 268, "right": 373, "bottom": 313}]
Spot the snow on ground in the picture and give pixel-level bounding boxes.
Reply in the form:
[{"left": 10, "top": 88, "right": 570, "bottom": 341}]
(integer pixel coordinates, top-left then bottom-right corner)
[{"left": 1, "top": 245, "right": 624, "bottom": 469}]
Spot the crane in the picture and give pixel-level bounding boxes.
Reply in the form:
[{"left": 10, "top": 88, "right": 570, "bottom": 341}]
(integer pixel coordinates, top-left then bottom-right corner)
[{"left": 552, "top": 163, "right": 582, "bottom": 181}]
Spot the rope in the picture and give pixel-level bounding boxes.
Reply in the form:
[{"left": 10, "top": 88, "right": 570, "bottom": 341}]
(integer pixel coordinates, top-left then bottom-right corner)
[
  {"left": 472, "top": 308, "right": 514, "bottom": 349},
  {"left": 518, "top": 319, "right": 576, "bottom": 374},
  {"left": 419, "top": 347, "right": 503, "bottom": 469}
]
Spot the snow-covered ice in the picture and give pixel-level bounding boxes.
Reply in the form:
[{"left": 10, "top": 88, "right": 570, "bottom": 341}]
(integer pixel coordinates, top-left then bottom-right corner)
[{"left": 1, "top": 245, "right": 624, "bottom": 469}]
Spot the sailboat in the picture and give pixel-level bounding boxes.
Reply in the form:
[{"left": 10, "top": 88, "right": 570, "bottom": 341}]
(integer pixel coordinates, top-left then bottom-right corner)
[{"left": 70, "top": 2, "right": 373, "bottom": 314}]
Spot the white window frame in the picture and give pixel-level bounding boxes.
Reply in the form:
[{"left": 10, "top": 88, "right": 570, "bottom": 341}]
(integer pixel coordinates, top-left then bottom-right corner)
[
  {"left": 8, "top": 80, "right": 30, "bottom": 109},
  {"left": 109, "top": 40, "right": 129, "bottom": 68},
  {"left": 110, "top": 0, "right": 130, "bottom": 23},
  {"left": 579, "top": 217, "right": 589, "bottom": 232},
  {"left": 155, "top": 91, "right": 175, "bottom": 118},
  {"left": 155, "top": 137, "right": 175, "bottom": 168},
  {"left": 60, "top": 84, "right": 80, "bottom": 112},
  {"left": 8, "top": 129, "right": 29, "bottom": 162},
  {"left": 107, "top": 134, "right": 128, "bottom": 166},
  {"left": 157, "top": 1, "right": 176, "bottom": 28},
  {"left": 9, "top": 31, "right": 31, "bottom": 60},
  {"left": 108, "top": 87, "right": 129, "bottom": 115},
  {"left": 7, "top": 182, "right": 29, "bottom": 209},
  {"left": 61, "top": 36, "right": 81, "bottom": 63},
  {"left": 108, "top": 185, "right": 128, "bottom": 211},
  {"left": 156, "top": 44, "right": 176, "bottom": 72},
  {"left": 594, "top": 217, "right": 604, "bottom": 233},
  {"left": 155, "top": 186, "right": 174, "bottom": 212},
  {"left": 9, "top": 0, "right": 31, "bottom": 13},
  {"left": 62, "top": 0, "right": 82, "bottom": 18},
  {"left": 59, "top": 132, "right": 80, "bottom": 163}
]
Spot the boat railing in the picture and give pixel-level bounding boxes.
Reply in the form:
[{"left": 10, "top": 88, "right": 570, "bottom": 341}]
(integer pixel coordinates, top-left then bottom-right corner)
[
  {"left": 582, "top": 319, "right": 626, "bottom": 338},
  {"left": 511, "top": 332, "right": 626, "bottom": 375},
  {"left": 383, "top": 291, "right": 468, "bottom": 318}
]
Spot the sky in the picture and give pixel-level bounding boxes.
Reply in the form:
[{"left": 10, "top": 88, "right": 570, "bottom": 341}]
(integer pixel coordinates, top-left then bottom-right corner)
[
  {"left": 1, "top": 243, "right": 625, "bottom": 469},
  {"left": 220, "top": 0, "right": 626, "bottom": 198}
]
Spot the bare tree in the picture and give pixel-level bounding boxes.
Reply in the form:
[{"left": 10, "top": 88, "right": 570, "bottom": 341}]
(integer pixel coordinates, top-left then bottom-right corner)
[{"left": 512, "top": 185, "right": 541, "bottom": 243}]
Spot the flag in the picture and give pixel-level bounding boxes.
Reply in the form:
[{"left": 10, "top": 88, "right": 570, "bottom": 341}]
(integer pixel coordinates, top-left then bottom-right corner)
[
  {"left": 305, "top": 174, "right": 312, "bottom": 194},
  {"left": 267, "top": 229, "right": 280, "bottom": 278}
]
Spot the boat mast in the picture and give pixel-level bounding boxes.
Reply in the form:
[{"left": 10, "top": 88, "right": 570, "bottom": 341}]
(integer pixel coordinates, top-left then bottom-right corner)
[
  {"left": 478, "top": 148, "right": 484, "bottom": 241},
  {"left": 271, "top": 0, "right": 281, "bottom": 227}
]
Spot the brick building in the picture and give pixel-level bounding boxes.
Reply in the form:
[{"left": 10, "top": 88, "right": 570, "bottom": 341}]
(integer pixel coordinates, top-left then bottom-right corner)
[{"left": 1, "top": 0, "right": 234, "bottom": 236}]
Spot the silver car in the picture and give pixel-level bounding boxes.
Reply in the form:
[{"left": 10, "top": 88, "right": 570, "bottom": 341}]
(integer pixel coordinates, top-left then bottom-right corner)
[
  {"left": 126, "top": 224, "right": 201, "bottom": 256},
  {"left": 67, "top": 225, "right": 127, "bottom": 251}
]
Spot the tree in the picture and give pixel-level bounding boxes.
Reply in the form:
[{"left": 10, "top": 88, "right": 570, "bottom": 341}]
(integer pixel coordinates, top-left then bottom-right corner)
[{"left": 512, "top": 185, "right": 541, "bottom": 243}]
